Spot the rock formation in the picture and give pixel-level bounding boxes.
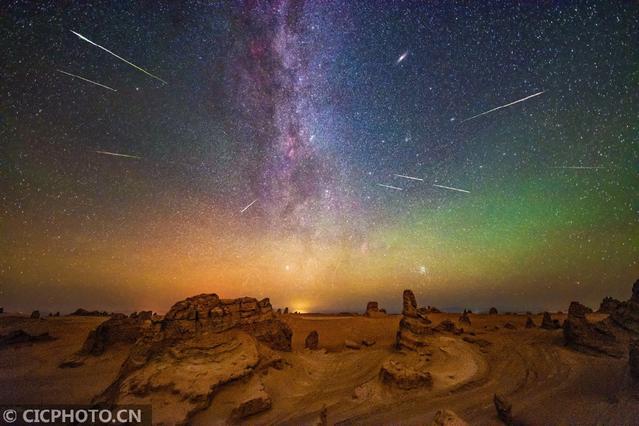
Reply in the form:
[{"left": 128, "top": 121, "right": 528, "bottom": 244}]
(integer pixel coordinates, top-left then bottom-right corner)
[
  {"left": 129, "top": 311, "right": 152, "bottom": 320},
  {"left": 609, "top": 279, "right": 639, "bottom": 334},
  {"left": 94, "top": 293, "right": 292, "bottom": 424},
  {"left": 525, "top": 316, "right": 535, "bottom": 328},
  {"left": 540, "top": 312, "right": 561, "bottom": 329},
  {"left": 379, "top": 359, "right": 432, "bottom": 390},
  {"left": 305, "top": 330, "right": 319, "bottom": 350},
  {"left": 630, "top": 340, "right": 639, "bottom": 380},
  {"left": 364, "top": 301, "right": 386, "bottom": 317},
  {"left": 283, "top": 307, "right": 289, "bottom": 314},
  {"left": 598, "top": 296, "right": 621, "bottom": 314},
  {"left": 0, "top": 330, "right": 54, "bottom": 349},
  {"left": 459, "top": 310, "right": 471, "bottom": 326},
  {"left": 504, "top": 322, "right": 516, "bottom": 330},
  {"left": 493, "top": 393, "right": 513, "bottom": 425},
  {"left": 563, "top": 301, "right": 623, "bottom": 358},
  {"left": 395, "top": 289, "right": 434, "bottom": 351},
  {"left": 431, "top": 409, "right": 469, "bottom": 426},
  {"left": 345, "top": 339, "right": 361, "bottom": 350},
  {"left": 69, "top": 308, "right": 110, "bottom": 317},
  {"left": 489, "top": 307, "right": 498, "bottom": 315},
  {"left": 30, "top": 310, "right": 40, "bottom": 319},
  {"left": 81, "top": 315, "right": 149, "bottom": 356},
  {"left": 434, "top": 319, "right": 463, "bottom": 334},
  {"left": 229, "top": 376, "right": 272, "bottom": 421}
]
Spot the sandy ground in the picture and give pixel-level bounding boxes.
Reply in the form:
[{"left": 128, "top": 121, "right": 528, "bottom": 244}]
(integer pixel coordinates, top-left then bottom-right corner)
[{"left": 1, "top": 312, "right": 638, "bottom": 425}]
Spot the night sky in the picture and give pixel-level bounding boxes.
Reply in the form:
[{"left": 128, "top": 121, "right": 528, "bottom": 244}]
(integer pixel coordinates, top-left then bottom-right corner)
[{"left": 2, "top": 1, "right": 638, "bottom": 314}]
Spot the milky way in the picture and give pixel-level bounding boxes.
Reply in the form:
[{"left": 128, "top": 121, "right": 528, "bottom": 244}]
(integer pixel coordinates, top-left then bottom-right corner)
[{"left": 2, "top": 1, "right": 638, "bottom": 314}]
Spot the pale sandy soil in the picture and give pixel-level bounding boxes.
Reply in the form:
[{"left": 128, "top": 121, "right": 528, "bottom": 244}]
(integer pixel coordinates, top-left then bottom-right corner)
[{"left": 1, "top": 312, "right": 638, "bottom": 425}]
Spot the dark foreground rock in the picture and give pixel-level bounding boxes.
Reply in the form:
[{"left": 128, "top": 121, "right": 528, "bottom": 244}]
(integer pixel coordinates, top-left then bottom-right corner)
[
  {"left": 494, "top": 393, "right": 513, "bottom": 425},
  {"left": 599, "top": 296, "right": 621, "bottom": 314},
  {"left": 609, "top": 279, "right": 639, "bottom": 334},
  {"left": 489, "top": 307, "right": 498, "bottom": 315},
  {"left": 540, "top": 312, "right": 561, "bottom": 329},
  {"left": 305, "top": 330, "right": 319, "bottom": 350},
  {"left": 0, "top": 330, "right": 54, "bottom": 349},
  {"left": 30, "top": 310, "right": 40, "bottom": 319},
  {"left": 563, "top": 301, "right": 623, "bottom": 357},
  {"left": 459, "top": 310, "right": 471, "bottom": 326},
  {"left": 630, "top": 340, "right": 639, "bottom": 380},
  {"left": 93, "top": 293, "right": 292, "bottom": 425},
  {"left": 69, "top": 308, "right": 110, "bottom": 317},
  {"left": 525, "top": 316, "right": 535, "bottom": 328}
]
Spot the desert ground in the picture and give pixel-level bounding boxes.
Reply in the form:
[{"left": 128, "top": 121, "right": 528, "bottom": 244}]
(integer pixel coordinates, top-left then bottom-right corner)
[{"left": 1, "top": 286, "right": 639, "bottom": 425}]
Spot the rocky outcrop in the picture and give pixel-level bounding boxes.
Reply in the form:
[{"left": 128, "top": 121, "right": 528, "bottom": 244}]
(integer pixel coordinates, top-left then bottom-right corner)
[
  {"left": 395, "top": 290, "right": 435, "bottom": 351},
  {"left": 609, "top": 279, "right": 639, "bottom": 334},
  {"left": 598, "top": 297, "right": 621, "bottom": 314},
  {"left": 525, "top": 316, "right": 535, "bottom": 328},
  {"left": 540, "top": 312, "right": 561, "bottom": 329},
  {"left": 379, "top": 359, "right": 432, "bottom": 390},
  {"left": 30, "top": 310, "right": 40, "bottom": 319},
  {"left": 129, "top": 311, "right": 152, "bottom": 320},
  {"left": 459, "top": 310, "right": 471, "bottom": 326},
  {"left": 69, "top": 308, "right": 110, "bottom": 317},
  {"left": 563, "top": 301, "right": 623, "bottom": 357},
  {"left": 0, "top": 330, "right": 54, "bottom": 349},
  {"left": 493, "top": 393, "right": 513, "bottom": 425},
  {"left": 434, "top": 319, "right": 463, "bottom": 334},
  {"left": 364, "top": 301, "right": 386, "bottom": 317},
  {"left": 81, "top": 315, "right": 148, "bottom": 356},
  {"left": 229, "top": 377, "right": 272, "bottom": 421},
  {"left": 504, "top": 322, "right": 516, "bottom": 330},
  {"left": 630, "top": 340, "right": 639, "bottom": 380},
  {"left": 489, "top": 307, "right": 498, "bottom": 315},
  {"left": 305, "top": 330, "right": 319, "bottom": 350},
  {"left": 283, "top": 307, "right": 289, "bottom": 314},
  {"left": 94, "top": 293, "right": 292, "bottom": 425},
  {"left": 345, "top": 339, "right": 361, "bottom": 350},
  {"left": 431, "top": 409, "right": 469, "bottom": 426}
]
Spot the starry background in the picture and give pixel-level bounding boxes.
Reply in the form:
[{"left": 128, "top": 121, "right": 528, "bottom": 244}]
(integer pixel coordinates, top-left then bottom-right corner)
[{"left": 1, "top": 1, "right": 637, "bottom": 314}]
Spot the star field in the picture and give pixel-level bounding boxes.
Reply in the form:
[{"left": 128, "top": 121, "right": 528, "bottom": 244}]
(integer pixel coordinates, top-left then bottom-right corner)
[{"left": 1, "top": 1, "right": 637, "bottom": 313}]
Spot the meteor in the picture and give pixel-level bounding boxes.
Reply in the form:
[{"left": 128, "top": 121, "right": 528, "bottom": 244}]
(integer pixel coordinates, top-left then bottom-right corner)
[
  {"left": 461, "top": 90, "right": 545, "bottom": 123},
  {"left": 56, "top": 69, "right": 117, "bottom": 92},
  {"left": 552, "top": 166, "right": 606, "bottom": 170},
  {"left": 377, "top": 183, "right": 403, "bottom": 191},
  {"left": 433, "top": 184, "right": 470, "bottom": 194},
  {"left": 396, "top": 51, "right": 409, "bottom": 64},
  {"left": 95, "top": 150, "right": 141, "bottom": 159},
  {"left": 240, "top": 199, "right": 258, "bottom": 213},
  {"left": 70, "top": 30, "right": 167, "bottom": 85},
  {"left": 394, "top": 174, "right": 424, "bottom": 181}
]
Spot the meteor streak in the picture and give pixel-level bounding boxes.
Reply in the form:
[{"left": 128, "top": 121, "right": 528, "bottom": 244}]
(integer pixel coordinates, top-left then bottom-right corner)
[
  {"left": 56, "top": 69, "right": 117, "bottom": 92},
  {"left": 70, "top": 30, "right": 167, "bottom": 85},
  {"left": 461, "top": 90, "right": 545, "bottom": 123},
  {"left": 396, "top": 51, "right": 409, "bottom": 64},
  {"left": 552, "top": 166, "right": 606, "bottom": 170},
  {"left": 433, "top": 184, "right": 470, "bottom": 194},
  {"left": 377, "top": 183, "right": 403, "bottom": 191},
  {"left": 240, "top": 199, "right": 258, "bottom": 213},
  {"left": 95, "top": 150, "right": 141, "bottom": 159},
  {"left": 394, "top": 174, "right": 424, "bottom": 181}
]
